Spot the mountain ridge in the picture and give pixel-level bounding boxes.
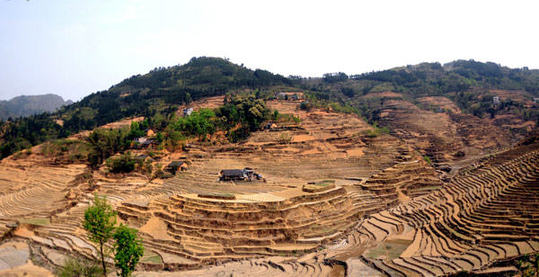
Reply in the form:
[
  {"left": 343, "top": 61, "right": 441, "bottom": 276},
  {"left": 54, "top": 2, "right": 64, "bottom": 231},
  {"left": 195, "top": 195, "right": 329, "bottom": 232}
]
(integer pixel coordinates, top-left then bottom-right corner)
[{"left": 0, "top": 93, "right": 72, "bottom": 120}]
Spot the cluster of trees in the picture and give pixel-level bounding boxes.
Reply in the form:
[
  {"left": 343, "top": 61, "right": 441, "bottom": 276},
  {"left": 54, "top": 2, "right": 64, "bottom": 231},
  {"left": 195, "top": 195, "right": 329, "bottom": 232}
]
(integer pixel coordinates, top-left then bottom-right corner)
[
  {"left": 171, "top": 108, "right": 216, "bottom": 140},
  {"left": 322, "top": 72, "right": 349, "bottom": 83},
  {"left": 60, "top": 195, "right": 143, "bottom": 277},
  {"left": 81, "top": 93, "right": 274, "bottom": 170},
  {"left": 86, "top": 128, "right": 132, "bottom": 168},
  {"left": 164, "top": 93, "right": 273, "bottom": 144},
  {"left": 216, "top": 94, "right": 272, "bottom": 141},
  {"left": 0, "top": 113, "right": 61, "bottom": 159}
]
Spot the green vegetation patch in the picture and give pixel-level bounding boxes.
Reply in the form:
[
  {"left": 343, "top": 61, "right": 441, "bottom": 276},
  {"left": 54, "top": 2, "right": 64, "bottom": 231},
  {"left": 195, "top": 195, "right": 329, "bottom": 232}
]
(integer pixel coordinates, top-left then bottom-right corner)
[
  {"left": 303, "top": 181, "right": 336, "bottom": 193},
  {"left": 41, "top": 139, "right": 92, "bottom": 163},
  {"left": 363, "top": 123, "right": 390, "bottom": 138},
  {"left": 364, "top": 239, "right": 411, "bottom": 260},
  {"left": 197, "top": 192, "right": 236, "bottom": 200},
  {"left": 141, "top": 250, "right": 163, "bottom": 265},
  {"left": 20, "top": 217, "right": 50, "bottom": 226},
  {"left": 106, "top": 152, "right": 140, "bottom": 173}
]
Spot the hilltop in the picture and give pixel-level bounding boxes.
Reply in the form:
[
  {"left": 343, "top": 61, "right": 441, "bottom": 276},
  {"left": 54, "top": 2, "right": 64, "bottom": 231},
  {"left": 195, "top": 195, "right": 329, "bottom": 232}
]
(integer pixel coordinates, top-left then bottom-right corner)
[{"left": 0, "top": 94, "right": 72, "bottom": 120}]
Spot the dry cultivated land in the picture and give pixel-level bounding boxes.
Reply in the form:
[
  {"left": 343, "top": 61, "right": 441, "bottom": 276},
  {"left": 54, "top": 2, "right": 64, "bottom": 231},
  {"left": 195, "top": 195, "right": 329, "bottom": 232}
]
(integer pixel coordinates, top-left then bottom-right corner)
[{"left": 0, "top": 97, "right": 536, "bottom": 276}]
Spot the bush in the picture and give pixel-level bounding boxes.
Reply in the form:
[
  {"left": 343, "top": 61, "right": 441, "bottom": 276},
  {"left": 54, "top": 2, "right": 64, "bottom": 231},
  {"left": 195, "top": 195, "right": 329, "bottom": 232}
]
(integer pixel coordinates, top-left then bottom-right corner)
[
  {"left": 277, "top": 132, "right": 292, "bottom": 144},
  {"left": 299, "top": 101, "right": 313, "bottom": 111},
  {"left": 364, "top": 122, "right": 390, "bottom": 137},
  {"left": 41, "top": 139, "right": 91, "bottom": 163},
  {"left": 57, "top": 258, "right": 102, "bottom": 277},
  {"left": 106, "top": 152, "right": 139, "bottom": 173}
]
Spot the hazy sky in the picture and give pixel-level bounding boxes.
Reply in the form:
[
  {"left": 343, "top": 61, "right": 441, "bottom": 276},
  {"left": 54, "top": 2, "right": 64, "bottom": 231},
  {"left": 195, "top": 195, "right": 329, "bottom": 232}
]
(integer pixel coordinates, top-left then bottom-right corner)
[{"left": 1, "top": 0, "right": 538, "bottom": 101}]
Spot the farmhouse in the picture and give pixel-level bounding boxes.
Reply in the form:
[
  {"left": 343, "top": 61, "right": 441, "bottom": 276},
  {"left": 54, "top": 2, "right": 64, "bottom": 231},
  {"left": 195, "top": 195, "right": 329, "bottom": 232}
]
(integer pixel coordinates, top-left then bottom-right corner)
[
  {"left": 133, "top": 137, "right": 154, "bottom": 149},
  {"left": 219, "top": 168, "right": 263, "bottom": 181},
  {"left": 219, "top": 169, "right": 247, "bottom": 181},
  {"left": 165, "top": 161, "right": 186, "bottom": 174}
]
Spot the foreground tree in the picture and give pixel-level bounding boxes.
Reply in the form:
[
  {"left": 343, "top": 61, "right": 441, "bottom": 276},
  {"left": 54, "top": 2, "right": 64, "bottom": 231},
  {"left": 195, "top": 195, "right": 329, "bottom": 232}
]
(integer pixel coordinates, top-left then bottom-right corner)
[
  {"left": 83, "top": 195, "right": 117, "bottom": 276},
  {"left": 113, "top": 225, "right": 144, "bottom": 277}
]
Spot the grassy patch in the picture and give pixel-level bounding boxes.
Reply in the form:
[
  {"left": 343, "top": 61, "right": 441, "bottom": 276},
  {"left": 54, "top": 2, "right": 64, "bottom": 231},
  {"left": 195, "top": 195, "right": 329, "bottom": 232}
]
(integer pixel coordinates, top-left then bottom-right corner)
[
  {"left": 20, "top": 218, "right": 50, "bottom": 226},
  {"left": 141, "top": 250, "right": 163, "bottom": 264},
  {"left": 363, "top": 123, "right": 390, "bottom": 138},
  {"left": 364, "top": 239, "right": 411, "bottom": 260},
  {"left": 317, "top": 180, "right": 335, "bottom": 185},
  {"left": 198, "top": 192, "right": 235, "bottom": 200}
]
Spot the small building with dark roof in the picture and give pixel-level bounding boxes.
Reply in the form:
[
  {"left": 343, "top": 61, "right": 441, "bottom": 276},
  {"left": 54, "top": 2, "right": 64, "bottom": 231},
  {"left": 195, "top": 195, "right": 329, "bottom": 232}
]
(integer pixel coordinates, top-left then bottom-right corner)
[
  {"left": 219, "top": 169, "right": 247, "bottom": 181},
  {"left": 219, "top": 168, "right": 263, "bottom": 182},
  {"left": 165, "top": 161, "right": 186, "bottom": 174},
  {"left": 133, "top": 137, "right": 155, "bottom": 149}
]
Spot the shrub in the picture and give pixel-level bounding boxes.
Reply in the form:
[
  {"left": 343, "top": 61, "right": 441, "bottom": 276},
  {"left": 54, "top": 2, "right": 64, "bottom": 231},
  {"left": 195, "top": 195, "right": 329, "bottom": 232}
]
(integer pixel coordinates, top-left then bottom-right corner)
[
  {"left": 57, "top": 258, "right": 102, "bottom": 277},
  {"left": 106, "top": 152, "right": 139, "bottom": 173},
  {"left": 277, "top": 132, "right": 292, "bottom": 144}
]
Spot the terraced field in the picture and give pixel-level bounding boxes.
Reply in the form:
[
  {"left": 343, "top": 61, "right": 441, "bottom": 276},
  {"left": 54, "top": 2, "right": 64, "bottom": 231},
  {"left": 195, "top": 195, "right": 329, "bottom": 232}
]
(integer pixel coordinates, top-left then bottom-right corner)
[
  {"left": 339, "top": 142, "right": 539, "bottom": 276},
  {"left": 0, "top": 97, "right": 536, "bottom": 276}
]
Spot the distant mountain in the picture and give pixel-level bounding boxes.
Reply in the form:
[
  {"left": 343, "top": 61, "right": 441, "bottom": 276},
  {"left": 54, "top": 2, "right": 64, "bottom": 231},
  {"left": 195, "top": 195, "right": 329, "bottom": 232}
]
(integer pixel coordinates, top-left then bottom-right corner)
[{"left": 0, "top": 94, "right": 72, "bottom": 120}]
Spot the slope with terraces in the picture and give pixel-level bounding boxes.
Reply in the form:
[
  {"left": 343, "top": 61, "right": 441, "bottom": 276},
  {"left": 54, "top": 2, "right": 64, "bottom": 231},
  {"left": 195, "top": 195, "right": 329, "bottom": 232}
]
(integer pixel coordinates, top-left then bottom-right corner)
[
  {"left": 375, "top": 95, "right": 513, "bottom": 163},
  {"left": 0, "top": 152, "right": 87, "bottom": 219},
  {"left": 0, "top": 94, "right": 535, "bottom": 276},
  {"left": 339, "top": 141, "right": 539, "bottom": 276},
  {"left": 359, "top": 146, "right": 443, "bottom": 206},
  {"left": 116, "top": 185, "right": 362, "bottom": 269},
  {"left": 0, "top": 97, "right": 426, "bottom": 275}
]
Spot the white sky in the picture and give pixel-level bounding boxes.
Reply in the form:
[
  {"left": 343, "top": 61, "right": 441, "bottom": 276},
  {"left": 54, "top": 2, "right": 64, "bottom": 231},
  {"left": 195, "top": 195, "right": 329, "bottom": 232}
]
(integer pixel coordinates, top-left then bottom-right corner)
[{"left": 0, "top": 0, "right": 538, "bottom": 101}]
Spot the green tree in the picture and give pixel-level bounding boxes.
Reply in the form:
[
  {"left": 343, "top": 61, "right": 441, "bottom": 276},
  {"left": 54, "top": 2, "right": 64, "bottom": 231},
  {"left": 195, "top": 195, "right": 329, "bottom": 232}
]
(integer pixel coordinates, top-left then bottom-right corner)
[
  {"left": 113, "top": 225, "right": 144, "bottom": 277},
  {"left": 83, "top": 195, "right": 117, "bottom": 276}
]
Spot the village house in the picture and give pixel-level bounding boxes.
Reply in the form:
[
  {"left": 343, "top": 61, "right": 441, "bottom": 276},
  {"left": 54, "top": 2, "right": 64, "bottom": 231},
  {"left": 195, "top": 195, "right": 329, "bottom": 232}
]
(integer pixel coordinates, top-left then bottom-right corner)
[
  {"left": 165, "top": 161, "right": 187, "bottom": 174},
  {"left": 133, "top": 137, "right": 154, "bottom": 149},
  {"left": 219, "top": 168, "right": 263, "bottom": 182}
]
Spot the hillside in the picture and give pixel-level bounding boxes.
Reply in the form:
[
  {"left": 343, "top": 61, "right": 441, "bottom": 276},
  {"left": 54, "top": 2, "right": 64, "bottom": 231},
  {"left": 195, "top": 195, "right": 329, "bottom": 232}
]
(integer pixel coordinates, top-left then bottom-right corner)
[
  {"left": 0, "top": 94, "right": 72, "bottom": 120},
  {"left": 0, "top": 58, "right": 538, "bottom": 163},
  {"left": 0, "top": 57, "right": 291, "bottom": 159},
  {"left": 299, "top": 60, "right": 539, "bottom": 163}
]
